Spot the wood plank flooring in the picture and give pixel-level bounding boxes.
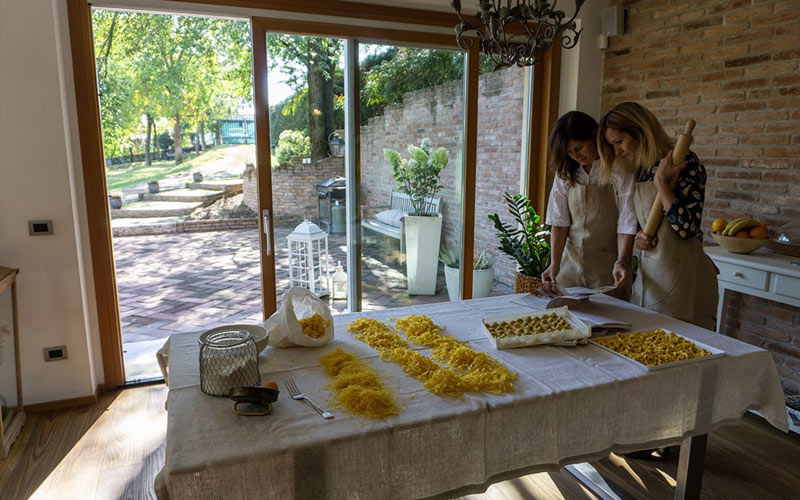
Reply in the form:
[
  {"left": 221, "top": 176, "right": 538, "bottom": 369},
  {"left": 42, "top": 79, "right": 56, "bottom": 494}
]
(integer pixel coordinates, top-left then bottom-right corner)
[{"left": 0, "top": 384, "right": 797, "bottom": 500}]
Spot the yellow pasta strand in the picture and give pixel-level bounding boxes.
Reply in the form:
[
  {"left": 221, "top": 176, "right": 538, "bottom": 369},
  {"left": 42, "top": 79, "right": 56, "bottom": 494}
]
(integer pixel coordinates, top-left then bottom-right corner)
[{"left": 319, "top": 348, "right": 397, "bottom": 419}]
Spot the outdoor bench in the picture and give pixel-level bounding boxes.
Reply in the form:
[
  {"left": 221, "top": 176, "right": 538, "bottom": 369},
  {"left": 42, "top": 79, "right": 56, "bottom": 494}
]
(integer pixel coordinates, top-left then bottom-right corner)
[{"left": 361, "top": 191, "right": 440, "bottom": 257}]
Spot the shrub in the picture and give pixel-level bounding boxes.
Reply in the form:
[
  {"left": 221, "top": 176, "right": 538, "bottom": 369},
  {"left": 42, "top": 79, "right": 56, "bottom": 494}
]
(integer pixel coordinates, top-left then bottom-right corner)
[{"left": 274, "top": 129, "right": 311, "bottom": 165}]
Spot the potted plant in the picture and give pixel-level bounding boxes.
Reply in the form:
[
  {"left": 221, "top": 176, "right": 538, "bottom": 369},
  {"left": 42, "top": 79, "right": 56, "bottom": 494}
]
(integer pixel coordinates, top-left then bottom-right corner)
[
  {"left": 147, "top": 180, "right": 160, "bottom": 193},
  {"left": 193, "top": 172, "right": 204, "bottom": 182},
  {"left": 488, "top": 192, "right": 551, "bottom": 293},
  {"left": 439, "top": 246, "right": 496, "bottom": 301},
  {"left": 384, "top": 137, "right": 449, "bottom": 295},
  {"left": 108, "top": 193, "right": 123, "bottom": 209}
]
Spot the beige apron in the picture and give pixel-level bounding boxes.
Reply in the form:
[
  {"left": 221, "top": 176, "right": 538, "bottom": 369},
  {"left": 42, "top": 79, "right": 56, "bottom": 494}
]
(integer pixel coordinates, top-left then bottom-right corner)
[
  {"left": 632, "top": 181, "right": 718, "bottom": 330},
  {"left": 558, "top": 183, "right": 622, "bottom": 294}
]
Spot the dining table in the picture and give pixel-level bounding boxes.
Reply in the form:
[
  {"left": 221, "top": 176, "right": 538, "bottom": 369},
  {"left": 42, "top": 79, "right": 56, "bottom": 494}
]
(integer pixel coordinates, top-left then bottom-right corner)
[{"left": 154, "top": 293, "right": 789, "bottom": 500}]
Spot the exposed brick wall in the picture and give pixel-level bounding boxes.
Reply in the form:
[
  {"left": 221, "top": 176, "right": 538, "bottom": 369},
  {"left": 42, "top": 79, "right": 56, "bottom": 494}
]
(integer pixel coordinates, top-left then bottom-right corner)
[
  {"left": 361, "top": 66, "right": 526, "bottom": 285},
  {"left": 722, "top": 293, "right": 800, "bottom": 395},
  {"left": 243, "top": 156, "right": 344, "bottom": 225},
  {"left": 601, "top": 0, "right": 800, "bottom": 395}
]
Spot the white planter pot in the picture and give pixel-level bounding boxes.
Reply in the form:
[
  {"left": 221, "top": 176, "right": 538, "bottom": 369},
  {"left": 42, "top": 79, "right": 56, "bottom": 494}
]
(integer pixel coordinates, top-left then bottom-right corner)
[
  {"left": 444, "top": 265, "right": 495, "bottom": 301},
  {"left": 403, "top": 215, "right": 442, "bottom": 295}
]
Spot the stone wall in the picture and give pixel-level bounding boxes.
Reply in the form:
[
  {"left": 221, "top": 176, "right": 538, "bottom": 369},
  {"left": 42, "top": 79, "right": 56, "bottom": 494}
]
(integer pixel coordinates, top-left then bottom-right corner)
[
  {"left": 601, "top": 0, "right": 800, "bottom": 395},
  {"left": 243, "top": 156, "right": 345, "bottom": 225},
  {"left": 360, "top": 65, "right": 526, "bottom": 286}
]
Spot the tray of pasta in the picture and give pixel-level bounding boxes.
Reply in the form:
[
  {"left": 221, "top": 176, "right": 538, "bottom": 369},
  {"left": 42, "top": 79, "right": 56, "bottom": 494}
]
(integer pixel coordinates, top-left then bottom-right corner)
[{"left": 591, "top": 329, "right": 724, "bottom": 370}]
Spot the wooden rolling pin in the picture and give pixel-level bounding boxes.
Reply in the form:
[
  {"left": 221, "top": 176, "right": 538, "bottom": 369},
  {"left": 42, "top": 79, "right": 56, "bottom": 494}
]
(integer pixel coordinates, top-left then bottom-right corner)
[{"left": 642, "top": 119, "right": 696, "bottom": 236}]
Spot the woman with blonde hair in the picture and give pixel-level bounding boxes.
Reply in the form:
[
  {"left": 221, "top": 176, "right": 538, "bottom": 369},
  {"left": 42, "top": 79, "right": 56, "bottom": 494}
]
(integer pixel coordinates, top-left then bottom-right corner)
[
  {"left": 542, "top": 111, "right": 636, "bottom": 297},
  {"left": 598, "top": 102, "right": 718, "bottom": 330}
]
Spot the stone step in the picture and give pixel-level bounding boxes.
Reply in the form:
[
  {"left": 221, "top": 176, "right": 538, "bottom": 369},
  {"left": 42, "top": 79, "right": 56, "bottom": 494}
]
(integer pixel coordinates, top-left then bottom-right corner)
[
  {"left": 185, "top": 179, "right": 243, "bottom": 192},
  {"left": 139, "top": 188, "right": 225, "bottom": 203},
  {"left": 110, "top": 200, "right": 203, "bottom": 219}
]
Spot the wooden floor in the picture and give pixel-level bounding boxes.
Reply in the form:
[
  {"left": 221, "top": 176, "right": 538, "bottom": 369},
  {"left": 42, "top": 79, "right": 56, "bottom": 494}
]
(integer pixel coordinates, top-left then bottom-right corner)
[{"left": 1, "top": 384, "right": 798, "bottom": 500}]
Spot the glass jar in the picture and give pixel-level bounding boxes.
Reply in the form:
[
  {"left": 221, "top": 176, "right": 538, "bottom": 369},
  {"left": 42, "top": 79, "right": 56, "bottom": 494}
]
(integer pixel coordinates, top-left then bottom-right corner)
[{"left": 199, "top": 330, "right": 261, "bottom": 396}]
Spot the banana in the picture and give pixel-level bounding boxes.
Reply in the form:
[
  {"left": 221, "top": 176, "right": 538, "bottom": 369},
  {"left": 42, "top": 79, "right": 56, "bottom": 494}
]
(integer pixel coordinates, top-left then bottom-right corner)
[
  {"left": 722, "top": 217, "right": 747, "bottom": 236},
  {"left": 724, "top": 217, "right": 760, "bottom": 236}
]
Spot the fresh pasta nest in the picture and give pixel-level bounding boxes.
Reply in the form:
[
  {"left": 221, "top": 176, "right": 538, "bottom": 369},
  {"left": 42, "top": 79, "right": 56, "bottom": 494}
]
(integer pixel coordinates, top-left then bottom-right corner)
[
  {"left": 481, "top": 306, "right": 590, "bottom": 349},
  {"left": 592, "top": 329, "right": 718, "bottom": 368}
]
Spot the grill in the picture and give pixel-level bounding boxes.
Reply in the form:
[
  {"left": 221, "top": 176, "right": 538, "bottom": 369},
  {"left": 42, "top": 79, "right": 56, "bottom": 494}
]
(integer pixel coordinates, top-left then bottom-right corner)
[{"left": 316, "top": 177, "right": 346, "bottom": 232}]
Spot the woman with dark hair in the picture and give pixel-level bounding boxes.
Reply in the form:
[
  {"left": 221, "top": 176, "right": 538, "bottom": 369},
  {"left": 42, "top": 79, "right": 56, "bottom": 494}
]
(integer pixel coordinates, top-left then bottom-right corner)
[
  {"left": 542, "top": 111, "right": 637, "bottom": 296},
  {"left": 598, "top": 102, "right": 717, "bottom": 330}
]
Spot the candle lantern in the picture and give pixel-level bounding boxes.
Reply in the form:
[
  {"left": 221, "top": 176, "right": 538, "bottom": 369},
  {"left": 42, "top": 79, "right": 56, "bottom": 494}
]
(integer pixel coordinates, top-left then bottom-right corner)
[
  {"left": 331, "top": 261, "right": 348, "bottom": 300},
  {"left": 287, "top": 221, "right": 330, "bottom": 297}
]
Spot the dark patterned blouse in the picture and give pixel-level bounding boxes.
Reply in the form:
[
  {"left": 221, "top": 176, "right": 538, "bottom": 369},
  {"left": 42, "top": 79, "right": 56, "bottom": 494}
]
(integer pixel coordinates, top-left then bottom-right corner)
[{"left": 636, "top": 151, "right": 706, "bottom": 240}]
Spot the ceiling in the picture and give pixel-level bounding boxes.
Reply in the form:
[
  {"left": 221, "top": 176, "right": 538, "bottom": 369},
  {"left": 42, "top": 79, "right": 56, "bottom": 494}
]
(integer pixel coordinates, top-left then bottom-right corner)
[{"left": 351, "top": 0, "right": 467, "bottom": 14}]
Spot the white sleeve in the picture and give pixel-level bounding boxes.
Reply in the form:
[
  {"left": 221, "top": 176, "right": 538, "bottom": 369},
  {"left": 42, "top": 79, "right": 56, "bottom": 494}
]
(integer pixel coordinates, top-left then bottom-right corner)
[
  {"left": 545, "top": 176, "right": 571, "bottom": 227},
  {"left": 612, "top": 168, "right": 638, "bottom": 234}
]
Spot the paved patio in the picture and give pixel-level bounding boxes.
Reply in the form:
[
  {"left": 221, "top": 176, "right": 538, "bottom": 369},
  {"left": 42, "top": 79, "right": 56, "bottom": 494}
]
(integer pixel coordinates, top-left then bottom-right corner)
[{"left": 114, "top": 223, "right": 511, "bottom": 381}]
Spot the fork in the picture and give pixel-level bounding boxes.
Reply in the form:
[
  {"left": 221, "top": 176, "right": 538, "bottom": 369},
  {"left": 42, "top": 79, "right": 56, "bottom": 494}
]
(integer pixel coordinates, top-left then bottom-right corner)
[{"left": 284, "top": 378, "right": 334, "bottom": 419}]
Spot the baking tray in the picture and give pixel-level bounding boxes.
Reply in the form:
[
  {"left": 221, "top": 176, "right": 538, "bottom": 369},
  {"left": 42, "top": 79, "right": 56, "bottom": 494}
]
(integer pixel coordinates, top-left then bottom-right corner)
[
  {"left": 481, "top": 306, "right": 590, "bottom": 349},
  {"left": 590, "top": 330, "right": 724, "bottom": 371}
]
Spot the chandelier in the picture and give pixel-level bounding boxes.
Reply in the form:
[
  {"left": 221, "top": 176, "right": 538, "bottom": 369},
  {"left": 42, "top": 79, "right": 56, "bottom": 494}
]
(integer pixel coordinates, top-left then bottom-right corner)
[{"left": 452, "top": 1, "right": 585, "bottom": 67}]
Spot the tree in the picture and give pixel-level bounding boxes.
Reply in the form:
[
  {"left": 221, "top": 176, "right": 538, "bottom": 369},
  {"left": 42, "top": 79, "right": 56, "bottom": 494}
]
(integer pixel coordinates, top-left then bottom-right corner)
[{"left": 267, "top": 35, "right": 342, "bottom": 161}]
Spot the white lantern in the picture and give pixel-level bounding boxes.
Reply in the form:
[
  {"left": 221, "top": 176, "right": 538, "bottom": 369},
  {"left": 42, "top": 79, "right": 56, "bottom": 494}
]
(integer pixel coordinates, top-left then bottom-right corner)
[
  {"left": 287, "top": 221, "right": 330, "bottom": 297},
  {"left": 331, "top": 261, "right": 347, "bottom": 300}
]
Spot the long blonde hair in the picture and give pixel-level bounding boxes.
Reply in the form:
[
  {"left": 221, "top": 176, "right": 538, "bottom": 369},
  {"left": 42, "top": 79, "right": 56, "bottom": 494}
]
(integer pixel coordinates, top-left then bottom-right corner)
[{"left": 598, "top": 102, "right": 674, "bottom": 178}]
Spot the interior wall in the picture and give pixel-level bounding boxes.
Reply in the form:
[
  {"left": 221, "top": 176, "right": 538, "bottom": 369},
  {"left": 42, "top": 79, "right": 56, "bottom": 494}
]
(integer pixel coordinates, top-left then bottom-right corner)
[
  {"left": 0, "top": 0, "right": 101, "bottom": 404},
  {"left": 558, "top": 0, "right": 608, "bottom": 119}
]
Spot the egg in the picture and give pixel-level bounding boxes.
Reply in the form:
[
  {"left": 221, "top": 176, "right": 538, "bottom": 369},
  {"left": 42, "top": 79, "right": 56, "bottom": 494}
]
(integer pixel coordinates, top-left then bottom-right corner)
[{"left": 263, "top": 380, "right": 279, "bottom": 391}]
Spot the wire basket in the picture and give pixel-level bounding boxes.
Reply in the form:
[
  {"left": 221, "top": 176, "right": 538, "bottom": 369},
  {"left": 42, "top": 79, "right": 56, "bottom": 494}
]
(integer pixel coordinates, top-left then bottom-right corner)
[{"left": 199, "top": 329, "right": 261, "bottom": 396}]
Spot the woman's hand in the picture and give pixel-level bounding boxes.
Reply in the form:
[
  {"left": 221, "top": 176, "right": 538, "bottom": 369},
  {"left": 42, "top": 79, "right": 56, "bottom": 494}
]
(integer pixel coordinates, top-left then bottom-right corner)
[
  {"left": 541, "top": 265, "right": 559, "bottom": 293},
  {"left": 613, "top": 260, "right": 629, "bottom": 288},
  {"left": 654, "top": 150, "right": 688, "bottom": 191},
  {"left": 635, "top": 230, "right": 658, "bottom": 250}
]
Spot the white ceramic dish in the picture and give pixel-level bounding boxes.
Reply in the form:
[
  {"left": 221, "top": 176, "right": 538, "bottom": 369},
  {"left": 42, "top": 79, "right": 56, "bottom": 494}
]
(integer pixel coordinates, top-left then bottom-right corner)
[
  {"left": 590, "top": 331, "right": 724, "bottom": 371},
  {"left": 198, "top": 324, "right": 269, "bottom": 353},
  {"left": 481, "top": 306, "right": 590, "bottom": 349}
]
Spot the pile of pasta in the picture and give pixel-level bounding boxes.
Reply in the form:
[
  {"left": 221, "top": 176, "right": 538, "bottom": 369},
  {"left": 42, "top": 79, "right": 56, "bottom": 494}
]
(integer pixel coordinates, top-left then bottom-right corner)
[
  {"left": 593, "top": 329, "right": 712, "bottom": 367},
  {"left": 319, "top": 348, "right": 397, "bottom": 419},
  {"left": 299, "top": 313, "right": 329, "bottom": 339},
  {"left": 348, "top": 315, "right": 517, "bottom": 398},
  {"left": 483, "top": 313, "right": 572, "bottom": 339}
]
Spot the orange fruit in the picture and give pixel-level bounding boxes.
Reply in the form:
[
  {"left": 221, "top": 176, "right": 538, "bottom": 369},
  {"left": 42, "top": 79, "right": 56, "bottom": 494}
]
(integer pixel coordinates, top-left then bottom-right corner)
[
  {"left": 748, "top": 225, "right": 768, "bottom": 239},
  {"left": 711, "top": 218, "right": 727, "bottom": 233},
  {"left": 734, "top": 230, "right": 750, "bottom": 238}
]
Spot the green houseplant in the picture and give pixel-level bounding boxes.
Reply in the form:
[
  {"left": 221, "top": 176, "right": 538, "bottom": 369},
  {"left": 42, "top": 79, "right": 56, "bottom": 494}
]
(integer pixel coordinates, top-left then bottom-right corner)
[
  {"left": 384, "top": 138, "right": 449, "bottom": 295},
  {"left": 439, "top": 246, "right": 496, "bottom": 301},
  {"left": 488, "top": 192, "right": 551, "bottom": 293}
]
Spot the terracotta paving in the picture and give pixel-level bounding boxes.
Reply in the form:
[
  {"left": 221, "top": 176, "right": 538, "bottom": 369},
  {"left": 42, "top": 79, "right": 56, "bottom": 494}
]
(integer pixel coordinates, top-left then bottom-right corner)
[{"left": 113, "top": 224, "right": 511, "bottom": 380}]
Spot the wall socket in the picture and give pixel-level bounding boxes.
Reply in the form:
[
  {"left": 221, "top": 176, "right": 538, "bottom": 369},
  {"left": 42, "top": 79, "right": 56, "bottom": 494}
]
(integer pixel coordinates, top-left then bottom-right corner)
[{"left": 44, "top": 345, "right": 68, "bottom": 362}]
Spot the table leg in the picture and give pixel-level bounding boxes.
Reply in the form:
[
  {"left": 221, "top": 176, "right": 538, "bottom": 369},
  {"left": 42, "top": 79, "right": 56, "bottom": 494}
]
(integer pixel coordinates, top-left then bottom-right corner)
[
  {"left": 675, "top": 434, "right": 707, "bottom": 500},
  {"left": 715, "top": 286, "right": 726, "bottom": 333}
]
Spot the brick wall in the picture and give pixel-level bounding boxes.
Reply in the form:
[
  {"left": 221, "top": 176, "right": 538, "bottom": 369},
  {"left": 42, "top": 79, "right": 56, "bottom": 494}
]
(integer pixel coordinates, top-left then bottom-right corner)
[
  {"left": 243, "top": 156, "right": 344, "bottom": 225},
  {"left": 601, "top": 0, "right": 800, "bottom": 395},
  {"left": 361, "top": 65, "right": 526, "bottom": 285}
]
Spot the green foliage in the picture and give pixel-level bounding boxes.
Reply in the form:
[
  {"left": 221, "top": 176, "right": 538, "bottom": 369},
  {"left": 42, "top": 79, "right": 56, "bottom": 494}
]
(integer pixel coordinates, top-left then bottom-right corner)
[
  {"left": 91, "top": 10, "right": 252, "bottom": 164},
  {"left": 274, "top": 130, "right": 311, "bottom": 165},
  {"left": 439, "top": 246, "right": 495, "bottom": 270},
  {"left": 488, "top": 193, "right": 551, "bottom": 278},
  {"left": 384, "top": 138, "right": 448, "bottom": 217}
]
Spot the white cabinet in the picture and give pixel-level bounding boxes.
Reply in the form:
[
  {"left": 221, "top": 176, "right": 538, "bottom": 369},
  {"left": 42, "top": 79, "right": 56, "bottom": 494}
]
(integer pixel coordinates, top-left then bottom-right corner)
[{"left": 706, "top": 246, "right": 800, "bottom": 334}]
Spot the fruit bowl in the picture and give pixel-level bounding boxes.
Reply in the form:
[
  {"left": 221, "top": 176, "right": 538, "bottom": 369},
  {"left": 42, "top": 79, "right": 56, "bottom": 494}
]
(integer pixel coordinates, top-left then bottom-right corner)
[{"left": 710, "top": 232, "right": 768, "bottom": 254}]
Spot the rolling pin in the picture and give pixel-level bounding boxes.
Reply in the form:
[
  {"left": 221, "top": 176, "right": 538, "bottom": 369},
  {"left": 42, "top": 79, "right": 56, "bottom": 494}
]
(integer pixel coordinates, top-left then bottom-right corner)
[{"left": 642, "top": 119, "right": 696, "bottom": 236}]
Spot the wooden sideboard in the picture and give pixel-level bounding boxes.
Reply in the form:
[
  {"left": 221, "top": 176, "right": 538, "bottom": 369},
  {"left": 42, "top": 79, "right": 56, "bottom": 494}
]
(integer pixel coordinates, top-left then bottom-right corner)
[
  {"left": 705, "top": 246, "right": 800, "bottom": 334},
  {"left": 705, "top": 246, "right": 800, "bottom": 434}
]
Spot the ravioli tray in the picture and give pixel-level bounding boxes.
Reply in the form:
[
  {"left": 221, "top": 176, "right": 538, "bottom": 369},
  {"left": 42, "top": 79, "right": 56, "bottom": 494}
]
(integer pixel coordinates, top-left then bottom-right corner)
[
  {"left": 481, "top": 306, "right": 590, "bottom": 349},
  {"left": 590, "top": 330, "right": 724, "bottom": 371}
]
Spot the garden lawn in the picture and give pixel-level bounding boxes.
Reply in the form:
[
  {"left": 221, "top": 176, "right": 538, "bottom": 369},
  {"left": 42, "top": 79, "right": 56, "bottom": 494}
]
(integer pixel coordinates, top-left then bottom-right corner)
[{"left": 105, "top": 145, "right": 260, "bottom": 191}]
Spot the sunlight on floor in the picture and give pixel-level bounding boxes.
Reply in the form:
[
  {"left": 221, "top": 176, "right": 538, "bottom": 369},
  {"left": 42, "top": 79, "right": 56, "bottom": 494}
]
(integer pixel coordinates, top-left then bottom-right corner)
[
  {"left": 28, "top": 386, "right": 168, "bottom": 500},
  {"left": 609, "top": 453, "right": 648, "bottom": 489}
]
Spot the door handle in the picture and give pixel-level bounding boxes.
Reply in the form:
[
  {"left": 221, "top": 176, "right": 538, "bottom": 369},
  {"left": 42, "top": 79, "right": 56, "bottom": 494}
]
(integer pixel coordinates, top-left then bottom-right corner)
[{"left": 262, "top": 209, "right": 272, "bottom": 256}]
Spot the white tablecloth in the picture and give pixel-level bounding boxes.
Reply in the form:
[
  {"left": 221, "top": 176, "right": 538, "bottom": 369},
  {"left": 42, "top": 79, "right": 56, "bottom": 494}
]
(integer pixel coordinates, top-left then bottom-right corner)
[{"left": 155, "top": 294, "right": 788, "bottom": 500}]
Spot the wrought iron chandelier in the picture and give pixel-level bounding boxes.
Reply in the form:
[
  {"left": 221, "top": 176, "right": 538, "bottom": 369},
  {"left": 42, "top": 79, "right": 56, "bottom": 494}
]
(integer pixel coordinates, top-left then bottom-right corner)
[{"left": 452, "top": 1, "right": 585, "bottom": 67}]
